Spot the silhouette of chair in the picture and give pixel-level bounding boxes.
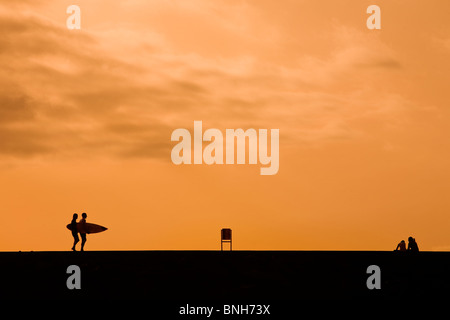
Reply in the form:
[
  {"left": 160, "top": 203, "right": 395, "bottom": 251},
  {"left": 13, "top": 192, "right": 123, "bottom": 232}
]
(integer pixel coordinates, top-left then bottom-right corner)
[{"left": 221, "top": 228, "right": 232, "bottom": 251}]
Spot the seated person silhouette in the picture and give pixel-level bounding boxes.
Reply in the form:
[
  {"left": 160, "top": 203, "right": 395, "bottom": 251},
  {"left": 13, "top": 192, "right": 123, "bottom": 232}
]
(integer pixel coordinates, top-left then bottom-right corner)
[
  {"left": 407, "top": 236, "right": 419, "bottom": 252},
  {"left": 395, "top": 240, "right": 406, "bottom": 251}
]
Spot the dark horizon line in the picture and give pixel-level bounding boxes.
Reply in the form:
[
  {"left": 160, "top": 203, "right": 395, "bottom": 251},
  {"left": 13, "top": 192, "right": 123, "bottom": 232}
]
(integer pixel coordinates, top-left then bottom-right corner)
[{"left": 0, "top": 249, "right": 448, "bottom": 253}]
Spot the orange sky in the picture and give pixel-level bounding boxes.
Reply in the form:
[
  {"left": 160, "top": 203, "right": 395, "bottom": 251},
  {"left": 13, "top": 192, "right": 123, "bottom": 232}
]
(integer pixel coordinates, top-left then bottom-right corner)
[{"left": 1, "top": 0, "right": 450, "bottom": 251}]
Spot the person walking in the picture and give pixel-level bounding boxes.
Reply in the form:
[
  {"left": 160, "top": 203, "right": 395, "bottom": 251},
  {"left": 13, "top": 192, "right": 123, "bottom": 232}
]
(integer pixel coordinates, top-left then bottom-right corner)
[
  {"left": 78, "top": 212, "right": 88, "bottom": 252},
  {"left": 70, "top": 213, "right": 79, "bottom": 251}
]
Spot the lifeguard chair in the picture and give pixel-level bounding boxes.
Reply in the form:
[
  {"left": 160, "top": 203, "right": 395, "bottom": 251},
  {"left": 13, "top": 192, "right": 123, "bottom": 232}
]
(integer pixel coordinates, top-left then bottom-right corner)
[{"left": 221, "top": 228, "right": 232, "bottom": 251}]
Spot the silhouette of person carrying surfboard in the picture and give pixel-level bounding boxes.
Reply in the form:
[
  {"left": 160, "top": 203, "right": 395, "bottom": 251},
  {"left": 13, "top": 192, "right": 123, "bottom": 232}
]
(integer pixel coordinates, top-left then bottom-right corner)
[
  {"left": 67, "top": 212, "right": 108, "bottom": 251},
  {"left": 79, "top": 212, "right": 88, "bottom": 252},
  {"left": 70, "top": 213, "right": 79, "bottom": 251}
]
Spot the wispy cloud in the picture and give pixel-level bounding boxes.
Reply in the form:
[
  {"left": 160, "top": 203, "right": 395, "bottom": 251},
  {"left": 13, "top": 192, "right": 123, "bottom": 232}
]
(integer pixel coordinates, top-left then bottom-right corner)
[{"left": 0, "top": 1, "right": 412, "bottom": 161}]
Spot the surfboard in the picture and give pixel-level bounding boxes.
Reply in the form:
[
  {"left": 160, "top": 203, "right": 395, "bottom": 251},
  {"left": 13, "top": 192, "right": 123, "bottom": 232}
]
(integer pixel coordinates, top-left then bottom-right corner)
[{"left": 66, "top": 222, "right": 108, "bottom": 234}]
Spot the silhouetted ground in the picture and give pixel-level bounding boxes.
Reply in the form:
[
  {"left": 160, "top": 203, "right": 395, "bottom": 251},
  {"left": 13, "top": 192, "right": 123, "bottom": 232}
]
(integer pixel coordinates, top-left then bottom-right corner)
[{"left": 1, "top": 250, "right": 450, "bottom": 301}]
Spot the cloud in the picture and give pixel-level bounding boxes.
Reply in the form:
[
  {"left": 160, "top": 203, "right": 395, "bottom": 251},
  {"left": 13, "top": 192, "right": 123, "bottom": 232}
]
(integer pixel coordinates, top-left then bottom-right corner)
[
  {"left": 0, "top": 6, "right": 178, "bottom": 160},
  {"left": 0, "top": 92, "right": 36, "bottom": 124},
  {"left": 0, "top": 1, "right": 412, "bottom": 162}
]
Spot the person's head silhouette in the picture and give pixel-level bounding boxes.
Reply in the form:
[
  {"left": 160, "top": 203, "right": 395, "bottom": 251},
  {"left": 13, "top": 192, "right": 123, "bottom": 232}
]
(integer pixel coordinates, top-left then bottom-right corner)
[
  {"left": 407, "top": 236, "right": 419, "bottom": 252},
  {"left": 73, "top": 213, "right": 78, "bottom": 220},
  {"left": 82, "top": 212, "right": 87, "bottom": 219}
]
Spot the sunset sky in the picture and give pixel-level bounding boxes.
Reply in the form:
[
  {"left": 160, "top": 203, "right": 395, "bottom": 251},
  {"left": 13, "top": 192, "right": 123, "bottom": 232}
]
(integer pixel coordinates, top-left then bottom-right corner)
[{"left": 1, "top": 0, "right": 449, "bottom": 251}]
